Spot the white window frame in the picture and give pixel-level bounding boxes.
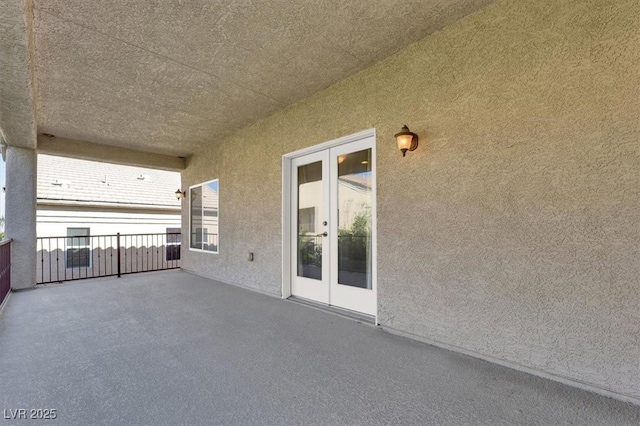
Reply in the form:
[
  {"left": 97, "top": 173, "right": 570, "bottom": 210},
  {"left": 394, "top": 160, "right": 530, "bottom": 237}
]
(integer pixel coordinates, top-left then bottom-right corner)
[
  {"left": 65, "top": 227, "right": 92, "bottom": 269},
  {"left": 189, "top": 178, "right": 219, "bottom": 254}
]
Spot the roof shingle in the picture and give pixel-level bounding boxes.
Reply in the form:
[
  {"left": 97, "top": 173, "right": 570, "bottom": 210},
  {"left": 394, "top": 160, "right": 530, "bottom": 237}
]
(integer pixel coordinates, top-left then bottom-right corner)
[{"left": 37, "top": 155, "right": 181, "bottom": 209}]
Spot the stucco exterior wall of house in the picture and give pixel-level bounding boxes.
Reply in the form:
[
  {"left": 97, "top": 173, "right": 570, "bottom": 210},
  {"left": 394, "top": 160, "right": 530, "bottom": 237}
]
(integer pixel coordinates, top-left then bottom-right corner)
[{"left": 181, "top": 0, "right": 640, "bottom": 401}]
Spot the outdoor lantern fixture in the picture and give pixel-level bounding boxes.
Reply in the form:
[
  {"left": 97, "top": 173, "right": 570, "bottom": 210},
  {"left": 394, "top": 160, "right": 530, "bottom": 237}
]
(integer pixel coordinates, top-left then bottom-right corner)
[
  {"left": 394, "top": 125, "right": 419, "bottom": 157},
  {"left": 175, "top": 189, "right": 186, "bottom": 200}
]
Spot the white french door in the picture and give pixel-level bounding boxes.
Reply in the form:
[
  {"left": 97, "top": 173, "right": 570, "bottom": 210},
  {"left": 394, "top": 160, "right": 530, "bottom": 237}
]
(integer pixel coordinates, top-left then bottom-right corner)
[
  {"left": 289, "top": 135, "right": 376, "bottom": 316},
  {"left": 290, "top": 150, "right": 330, "bottom": 304}
]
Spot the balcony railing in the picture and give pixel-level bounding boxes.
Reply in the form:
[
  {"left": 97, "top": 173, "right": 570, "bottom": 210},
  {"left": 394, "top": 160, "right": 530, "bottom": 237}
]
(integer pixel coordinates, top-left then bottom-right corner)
[
  {"left": 0, "top": 239, "right": 11, "bottom": 306},
  {"left": 36, "top": 233, "right": 181, "bottom": 285}
]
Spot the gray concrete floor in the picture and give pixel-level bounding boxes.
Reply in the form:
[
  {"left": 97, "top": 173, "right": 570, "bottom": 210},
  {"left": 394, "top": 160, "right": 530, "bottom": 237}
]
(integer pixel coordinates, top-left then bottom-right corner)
[{"left": 1, "top": 271, "right": 639, "bottom": 425}]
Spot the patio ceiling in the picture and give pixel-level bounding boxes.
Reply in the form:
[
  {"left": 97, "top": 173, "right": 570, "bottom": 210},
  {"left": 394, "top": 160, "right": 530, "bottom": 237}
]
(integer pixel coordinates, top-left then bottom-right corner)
[{"left": 3, "top": 0, "right": 494, "bottom": 158}]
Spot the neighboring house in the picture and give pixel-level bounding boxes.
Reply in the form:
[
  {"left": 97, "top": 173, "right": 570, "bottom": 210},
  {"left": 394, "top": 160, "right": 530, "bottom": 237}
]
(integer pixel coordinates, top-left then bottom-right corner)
[
  {"left": 36, "top": 155, "right": 181, "bottom": 282},
  {"left": 37, "top": 154, "right": 181, "bottom": 238}
]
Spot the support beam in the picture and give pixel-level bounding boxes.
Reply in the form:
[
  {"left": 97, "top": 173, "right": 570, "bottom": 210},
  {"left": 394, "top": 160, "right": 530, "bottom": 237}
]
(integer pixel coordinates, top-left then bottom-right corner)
[
  {"left": 0, "top": 0, "right": 37, "bottom": 149},
  {"left": 37, "top": 135, "right": 186, "bottom": 171},
  {"left": 5, "top": 146, "right": 37, "bottom": 290}
]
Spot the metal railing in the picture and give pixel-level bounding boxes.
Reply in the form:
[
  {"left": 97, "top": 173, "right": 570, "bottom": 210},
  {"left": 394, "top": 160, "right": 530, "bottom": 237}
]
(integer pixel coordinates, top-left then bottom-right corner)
[
  {"left": 0, "top": 239, "right": 11, "bottom": 306},
  {"left": 36, "top": 233, "right": 181, "bottom": 285}
]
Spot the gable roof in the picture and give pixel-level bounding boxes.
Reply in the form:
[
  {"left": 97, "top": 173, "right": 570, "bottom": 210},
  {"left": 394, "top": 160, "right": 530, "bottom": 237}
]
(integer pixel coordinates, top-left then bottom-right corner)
[{"left": 37, "top": 155, "right": 180, "bottom": 210}]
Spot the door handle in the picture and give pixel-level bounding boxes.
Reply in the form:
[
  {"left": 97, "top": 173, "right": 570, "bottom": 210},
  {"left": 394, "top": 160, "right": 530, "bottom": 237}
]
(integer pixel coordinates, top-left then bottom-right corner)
[{"left": 316, "top": 232, "right": 328, "bottom": 237}]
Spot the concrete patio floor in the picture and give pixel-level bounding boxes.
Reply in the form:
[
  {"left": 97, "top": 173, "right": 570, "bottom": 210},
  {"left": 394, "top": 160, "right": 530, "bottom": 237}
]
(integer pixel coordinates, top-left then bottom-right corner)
[{"left": 1, "top": 271, "right": 639, "bottom": 425}]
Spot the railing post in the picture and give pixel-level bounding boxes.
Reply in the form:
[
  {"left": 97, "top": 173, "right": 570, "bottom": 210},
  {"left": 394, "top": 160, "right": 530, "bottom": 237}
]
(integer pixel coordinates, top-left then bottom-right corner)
[{"left": 117, "top": 233, "right": 121, "bottom": 278}]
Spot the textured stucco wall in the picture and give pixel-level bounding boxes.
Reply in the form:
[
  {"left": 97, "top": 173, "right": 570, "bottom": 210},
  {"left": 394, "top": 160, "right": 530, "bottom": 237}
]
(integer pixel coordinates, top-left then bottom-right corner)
[{"left": 182, "top": 0, "right": 640, "bottom": 400}]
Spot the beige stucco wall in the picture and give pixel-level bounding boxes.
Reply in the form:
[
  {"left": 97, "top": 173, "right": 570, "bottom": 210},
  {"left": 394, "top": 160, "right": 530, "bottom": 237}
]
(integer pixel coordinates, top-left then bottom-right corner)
[{"left": 182, "top": 0, "right": 640, "bottom": 401}]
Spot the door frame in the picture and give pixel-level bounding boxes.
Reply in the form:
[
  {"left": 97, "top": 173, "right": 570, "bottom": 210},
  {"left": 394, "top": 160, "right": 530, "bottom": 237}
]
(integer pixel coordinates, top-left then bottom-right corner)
[{"left": 281, "top": 128, "right": 377, "bottom": 323}]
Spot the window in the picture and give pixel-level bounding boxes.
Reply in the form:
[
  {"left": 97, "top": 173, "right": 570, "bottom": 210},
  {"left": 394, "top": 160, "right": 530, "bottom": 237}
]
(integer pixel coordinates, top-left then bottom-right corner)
[
  {"left": 190, "top": 179, "right": 219, "bottom": 253},
  {"left": 66, "top": 227, "right": 90, "bottom": 268},
  {"left": 166, "top": 228, "right": 181, "bottom": 244},
  {"left": 166, "top": 227, "right": 181, "bottom": 261}
]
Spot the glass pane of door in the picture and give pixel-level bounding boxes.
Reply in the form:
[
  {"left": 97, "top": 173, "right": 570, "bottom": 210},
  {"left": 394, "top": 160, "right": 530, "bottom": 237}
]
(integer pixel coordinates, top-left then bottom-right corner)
[
  {"left": 297, "top": 161, "right": 323, "bottom": 280},
  {"left": 337, "top": 149, "right": 372, "bottom": 289}
]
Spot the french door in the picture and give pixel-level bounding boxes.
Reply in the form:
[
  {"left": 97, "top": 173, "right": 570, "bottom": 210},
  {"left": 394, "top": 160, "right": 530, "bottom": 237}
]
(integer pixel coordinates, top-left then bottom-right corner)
[{"left": 289, "top": 136, "right": 376, "bottom": 316}]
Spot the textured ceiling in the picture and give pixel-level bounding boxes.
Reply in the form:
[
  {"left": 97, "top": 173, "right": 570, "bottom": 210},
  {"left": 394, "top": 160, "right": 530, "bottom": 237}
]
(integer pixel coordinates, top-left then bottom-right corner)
[{"left": 33, "top": 0, "right": 494, "bottom": 157}]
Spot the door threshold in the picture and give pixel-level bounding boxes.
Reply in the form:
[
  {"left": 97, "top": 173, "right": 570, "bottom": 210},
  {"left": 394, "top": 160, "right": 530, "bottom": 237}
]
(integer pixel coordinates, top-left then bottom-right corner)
[{"left": 287, "top": 296, "right": 376, "bottom": 325}]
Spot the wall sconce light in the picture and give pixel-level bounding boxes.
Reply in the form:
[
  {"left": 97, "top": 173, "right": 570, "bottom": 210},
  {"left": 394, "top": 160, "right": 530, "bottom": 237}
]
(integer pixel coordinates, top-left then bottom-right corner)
[
  {"left": 394, "top": 125, "right": 419, "bottom": 157},
  {"left": 175, "top": 189, "right": 186, "bottom": 200}
]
